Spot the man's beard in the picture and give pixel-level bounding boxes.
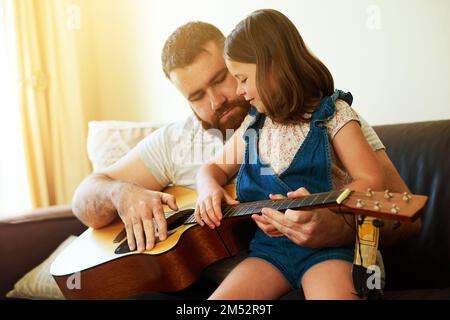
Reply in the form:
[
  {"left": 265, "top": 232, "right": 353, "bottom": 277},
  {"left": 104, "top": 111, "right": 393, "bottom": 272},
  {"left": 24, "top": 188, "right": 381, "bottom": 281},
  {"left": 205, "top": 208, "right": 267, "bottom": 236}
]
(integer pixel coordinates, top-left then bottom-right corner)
[{"left": 192, "top": 97, "right": 251, "bottom": 138}]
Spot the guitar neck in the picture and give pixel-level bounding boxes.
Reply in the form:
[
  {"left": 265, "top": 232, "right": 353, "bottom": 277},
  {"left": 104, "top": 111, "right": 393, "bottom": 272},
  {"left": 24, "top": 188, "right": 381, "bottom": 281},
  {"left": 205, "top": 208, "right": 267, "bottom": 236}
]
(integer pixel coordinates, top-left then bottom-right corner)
[
  {"left": 223, "top": 190, "right": 343, "bottom": 217},
  {"left": 168, "top": 187, "right": 426, "bottom": 226},
  {"left": 178, "top": 190, "right": 344, "bottom": 225}
]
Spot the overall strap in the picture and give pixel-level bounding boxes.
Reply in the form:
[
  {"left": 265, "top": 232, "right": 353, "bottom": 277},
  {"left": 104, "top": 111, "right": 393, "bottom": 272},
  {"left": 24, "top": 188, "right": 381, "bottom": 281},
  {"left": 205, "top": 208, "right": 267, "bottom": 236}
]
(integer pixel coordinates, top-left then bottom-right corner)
[{"left": 310, "top": 89, "right": 352, "bottom": 130}]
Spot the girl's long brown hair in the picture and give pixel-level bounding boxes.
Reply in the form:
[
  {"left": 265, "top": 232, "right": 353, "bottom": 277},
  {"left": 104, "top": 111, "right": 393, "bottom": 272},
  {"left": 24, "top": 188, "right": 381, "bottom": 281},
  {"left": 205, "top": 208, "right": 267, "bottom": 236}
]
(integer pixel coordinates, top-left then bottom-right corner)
[{"left": 225, "top": 9, "right": 334, "bottom": 124}]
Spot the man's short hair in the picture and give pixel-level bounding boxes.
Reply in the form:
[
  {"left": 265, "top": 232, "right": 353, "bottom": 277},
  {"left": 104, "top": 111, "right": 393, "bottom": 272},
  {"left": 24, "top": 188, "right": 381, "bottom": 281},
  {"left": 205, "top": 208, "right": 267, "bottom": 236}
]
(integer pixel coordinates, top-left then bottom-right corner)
[{"left": 161, "top": 21, "right": 225, "bottom": 78}]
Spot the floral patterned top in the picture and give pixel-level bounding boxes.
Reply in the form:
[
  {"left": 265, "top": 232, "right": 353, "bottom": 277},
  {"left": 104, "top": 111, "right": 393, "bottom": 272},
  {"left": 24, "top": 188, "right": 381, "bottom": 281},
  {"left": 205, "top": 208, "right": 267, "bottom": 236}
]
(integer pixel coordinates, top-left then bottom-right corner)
[{"left": 238, "top": 99, "right": 362, "bottom": 190}]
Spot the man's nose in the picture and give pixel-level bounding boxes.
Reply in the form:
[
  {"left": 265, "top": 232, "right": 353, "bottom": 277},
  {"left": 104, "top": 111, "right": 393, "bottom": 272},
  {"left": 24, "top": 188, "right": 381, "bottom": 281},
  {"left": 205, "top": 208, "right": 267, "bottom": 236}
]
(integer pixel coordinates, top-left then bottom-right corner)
[{"left": 208, "top": 88, "right": 226, "bottom": 111}]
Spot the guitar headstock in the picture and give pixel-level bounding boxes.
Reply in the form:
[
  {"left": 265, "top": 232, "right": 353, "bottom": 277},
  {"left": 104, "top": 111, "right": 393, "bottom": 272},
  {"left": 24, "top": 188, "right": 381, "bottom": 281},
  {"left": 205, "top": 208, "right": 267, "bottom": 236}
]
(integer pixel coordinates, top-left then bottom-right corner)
[{"left": 340, "top": 189, "right": 428, "bottom": 223}]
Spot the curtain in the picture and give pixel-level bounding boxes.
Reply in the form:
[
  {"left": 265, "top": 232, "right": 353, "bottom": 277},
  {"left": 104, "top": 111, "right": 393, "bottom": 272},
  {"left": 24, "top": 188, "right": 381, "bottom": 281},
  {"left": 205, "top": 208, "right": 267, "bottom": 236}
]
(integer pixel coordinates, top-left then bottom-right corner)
[{"left": 10, "top": 0, "right": 91, "bottom": 208}]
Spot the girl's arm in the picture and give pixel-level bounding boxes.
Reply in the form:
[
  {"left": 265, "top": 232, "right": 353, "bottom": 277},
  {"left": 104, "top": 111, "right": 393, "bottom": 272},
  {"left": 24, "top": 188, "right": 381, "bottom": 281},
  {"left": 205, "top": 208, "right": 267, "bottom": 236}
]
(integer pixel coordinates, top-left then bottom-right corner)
[
  {"left": 332, "top": 120, "right": 386, "bottom": 192},
  {"left": 195, "top": 127, "right": 246, "bottom": 228}
]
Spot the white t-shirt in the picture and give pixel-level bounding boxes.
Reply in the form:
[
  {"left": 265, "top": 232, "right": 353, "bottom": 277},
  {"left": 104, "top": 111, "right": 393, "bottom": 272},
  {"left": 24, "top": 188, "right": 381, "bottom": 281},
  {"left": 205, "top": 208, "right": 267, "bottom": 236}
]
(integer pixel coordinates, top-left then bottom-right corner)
[{"left": 136, "top": 112, "right": 384, "bottom": 189}]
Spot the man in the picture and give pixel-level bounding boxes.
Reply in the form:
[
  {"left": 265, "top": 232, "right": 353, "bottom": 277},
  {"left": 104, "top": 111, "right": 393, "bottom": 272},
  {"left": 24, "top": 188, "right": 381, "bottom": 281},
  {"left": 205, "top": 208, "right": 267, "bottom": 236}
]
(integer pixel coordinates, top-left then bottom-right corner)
[{"left": 72, "top": 21, "right": 420, "bottom": 284}]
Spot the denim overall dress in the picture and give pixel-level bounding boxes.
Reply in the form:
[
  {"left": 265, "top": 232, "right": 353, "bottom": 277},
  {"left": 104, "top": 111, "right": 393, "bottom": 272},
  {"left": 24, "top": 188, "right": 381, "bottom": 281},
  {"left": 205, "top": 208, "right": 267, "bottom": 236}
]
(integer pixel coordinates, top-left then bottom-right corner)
[{"left": 236, "top": 90, "right": 354, "bottom": 289}]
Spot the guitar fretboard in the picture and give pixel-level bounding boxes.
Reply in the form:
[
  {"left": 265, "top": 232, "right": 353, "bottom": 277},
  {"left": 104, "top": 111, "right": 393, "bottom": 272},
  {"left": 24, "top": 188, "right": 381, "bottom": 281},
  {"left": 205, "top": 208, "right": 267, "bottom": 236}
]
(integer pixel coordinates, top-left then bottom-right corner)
[{"left": 181, "top": 190, "right": 343, "bottom": 224}]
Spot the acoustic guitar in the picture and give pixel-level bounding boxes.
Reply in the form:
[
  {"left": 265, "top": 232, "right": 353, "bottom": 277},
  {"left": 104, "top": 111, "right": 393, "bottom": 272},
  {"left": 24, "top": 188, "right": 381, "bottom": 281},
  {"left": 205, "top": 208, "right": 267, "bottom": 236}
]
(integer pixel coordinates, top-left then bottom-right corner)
[{"left": 50, "top": 185, "right": 427, "bottom": 299}]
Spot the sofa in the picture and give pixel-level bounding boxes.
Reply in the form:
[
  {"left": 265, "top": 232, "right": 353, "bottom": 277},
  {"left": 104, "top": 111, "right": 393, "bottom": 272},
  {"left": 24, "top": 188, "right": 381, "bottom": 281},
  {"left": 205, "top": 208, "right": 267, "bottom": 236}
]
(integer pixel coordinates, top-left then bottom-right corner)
[{"left": 1, "top": 119, "right": 449, "bottom": 300}]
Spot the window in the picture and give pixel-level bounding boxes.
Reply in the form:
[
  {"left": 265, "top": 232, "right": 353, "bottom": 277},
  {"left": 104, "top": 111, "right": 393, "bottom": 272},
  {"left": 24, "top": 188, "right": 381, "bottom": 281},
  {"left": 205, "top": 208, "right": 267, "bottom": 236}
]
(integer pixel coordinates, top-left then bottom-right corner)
[{"left": 0, "top": 1, "right": 32, "bottom": 216}]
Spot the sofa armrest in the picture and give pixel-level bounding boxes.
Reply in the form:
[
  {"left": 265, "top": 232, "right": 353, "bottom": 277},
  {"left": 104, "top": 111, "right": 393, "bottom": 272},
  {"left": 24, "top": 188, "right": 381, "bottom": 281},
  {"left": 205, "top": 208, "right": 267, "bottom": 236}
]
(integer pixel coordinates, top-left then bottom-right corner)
[
  {"left": 0, "top": 204, "right": 74, "bottom": 224},
  {"left": 0, "top": 206, "right": 87, "bottom": 299}
]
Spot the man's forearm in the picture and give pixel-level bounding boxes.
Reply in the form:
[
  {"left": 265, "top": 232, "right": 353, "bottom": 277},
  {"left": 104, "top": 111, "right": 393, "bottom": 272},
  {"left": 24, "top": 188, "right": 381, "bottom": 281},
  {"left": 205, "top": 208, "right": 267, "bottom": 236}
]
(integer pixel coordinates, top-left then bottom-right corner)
[
  {"left": 72, "top": 173, "right": 121, "bottom": 229},
  {"left": 375, "top": 151, "right": 422, "bottom": 247}
]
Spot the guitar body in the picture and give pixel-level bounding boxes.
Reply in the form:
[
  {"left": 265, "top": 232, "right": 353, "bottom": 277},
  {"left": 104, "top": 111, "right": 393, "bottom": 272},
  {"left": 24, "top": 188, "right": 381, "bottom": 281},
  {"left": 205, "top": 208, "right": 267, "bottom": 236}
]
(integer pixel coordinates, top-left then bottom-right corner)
[{"left": 51, "top": 185, "right": 256, "bottom": 299}]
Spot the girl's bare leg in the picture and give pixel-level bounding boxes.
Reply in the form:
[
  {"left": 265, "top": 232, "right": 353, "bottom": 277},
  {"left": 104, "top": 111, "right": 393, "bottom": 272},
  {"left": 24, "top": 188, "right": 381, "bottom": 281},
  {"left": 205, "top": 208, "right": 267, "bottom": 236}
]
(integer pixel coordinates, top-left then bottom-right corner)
[
  {"left": 301, "top": 260, "right": 362, "bottom": 300},
  {"left": 208, "top": 257, "right": 291, "bottom": 300}
]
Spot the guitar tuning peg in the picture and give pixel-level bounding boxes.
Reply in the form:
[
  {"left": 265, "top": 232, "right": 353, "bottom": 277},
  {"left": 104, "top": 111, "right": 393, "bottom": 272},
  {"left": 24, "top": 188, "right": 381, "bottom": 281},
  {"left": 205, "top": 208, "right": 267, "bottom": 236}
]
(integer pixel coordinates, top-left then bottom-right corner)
[
  {"left": 384, "top": 189, "right": 393, "bottom": 199},
  {"left": 366, "top": 188, "right": 374, "bottom": 197},
  {"left": 402, "top": 192, "right": 412, "bottom": 201},
  {"left": 372, "top": 219, "right": 385, "bottom": 228},
  {"left": 391, "top": 204, "right": 400, "bottom": 214},
  {"left": 373, "top": 201, "right": 382, "bottom": 211},
  {"left": 356, "top": 199, "right": 365, "bottom": 208},
  {"left": 392, "top": 221, "right": 402, "bottom": 230}
]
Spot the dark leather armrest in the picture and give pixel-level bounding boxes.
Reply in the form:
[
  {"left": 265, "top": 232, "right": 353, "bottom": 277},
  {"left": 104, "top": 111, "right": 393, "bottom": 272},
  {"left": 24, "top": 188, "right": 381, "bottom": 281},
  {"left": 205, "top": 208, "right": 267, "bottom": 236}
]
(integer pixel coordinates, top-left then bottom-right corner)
[{"left": 0, "top": 207, "right": 87, "bottom": 299}]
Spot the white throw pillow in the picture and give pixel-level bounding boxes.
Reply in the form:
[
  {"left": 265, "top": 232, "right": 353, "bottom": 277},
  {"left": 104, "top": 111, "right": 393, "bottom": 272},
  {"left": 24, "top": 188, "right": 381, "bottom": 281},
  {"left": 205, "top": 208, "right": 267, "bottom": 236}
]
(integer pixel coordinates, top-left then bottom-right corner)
[
  {"left": 87, "top": 120, "right": 164, "bottom": 172},
  {"left": 6, "top": 235, "right": 77, "bottom": 300}
]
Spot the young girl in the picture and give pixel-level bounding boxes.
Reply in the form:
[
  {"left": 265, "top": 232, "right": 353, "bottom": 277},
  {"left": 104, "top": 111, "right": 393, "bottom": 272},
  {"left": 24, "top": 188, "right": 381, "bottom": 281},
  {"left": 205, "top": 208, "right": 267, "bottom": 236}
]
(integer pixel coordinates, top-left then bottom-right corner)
[{"left": 195, "top": 9, "right": 385, "bottom": 300}]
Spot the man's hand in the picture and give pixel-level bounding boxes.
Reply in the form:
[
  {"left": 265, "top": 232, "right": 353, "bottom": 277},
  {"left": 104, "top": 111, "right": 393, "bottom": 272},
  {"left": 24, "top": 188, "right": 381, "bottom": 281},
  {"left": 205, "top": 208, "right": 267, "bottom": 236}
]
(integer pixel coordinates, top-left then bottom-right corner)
[
  {"left": 111, "top": 182, "right": 178, "bottom": 252},
  {"left": 251, "top": 187, "right": 354, "bottom": 248}
]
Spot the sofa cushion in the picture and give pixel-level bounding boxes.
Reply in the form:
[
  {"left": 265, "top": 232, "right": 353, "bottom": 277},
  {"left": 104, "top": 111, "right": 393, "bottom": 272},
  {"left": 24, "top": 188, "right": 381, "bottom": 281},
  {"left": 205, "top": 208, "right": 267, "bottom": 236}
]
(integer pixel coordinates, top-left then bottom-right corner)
[
  {"left": 87, "top": 120, "right": 163, "bottom": 172},
  {"left": 6, "top": 235, "right": 77, "bottom": 300}
]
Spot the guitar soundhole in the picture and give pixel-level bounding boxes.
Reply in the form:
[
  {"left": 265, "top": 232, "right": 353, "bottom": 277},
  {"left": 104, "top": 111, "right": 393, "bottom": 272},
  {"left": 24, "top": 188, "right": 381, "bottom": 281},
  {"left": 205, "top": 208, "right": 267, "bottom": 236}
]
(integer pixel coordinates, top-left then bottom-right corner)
[
  {"left": 114, "top": 234, "right": 165, "bottom": 255},
  {"left": 113, "top": 228, "right": 127, "bottom": 243},
  {"left": 115, "top": 236, "right": 165, "bottom": 255},
  {"left": 115, "top": 240, "right": 132, "bottom": 254},
  {"left": 167, "top": 209, "right": 195, "bottom": 229}
]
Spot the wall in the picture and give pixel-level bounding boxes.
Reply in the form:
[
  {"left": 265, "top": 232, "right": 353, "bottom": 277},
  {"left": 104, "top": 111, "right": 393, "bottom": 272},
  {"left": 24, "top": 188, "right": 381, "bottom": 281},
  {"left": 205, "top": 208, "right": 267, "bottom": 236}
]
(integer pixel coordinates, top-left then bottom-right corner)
[{"left": 81, "top": 0, "right": 450, "bottom": 125}]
